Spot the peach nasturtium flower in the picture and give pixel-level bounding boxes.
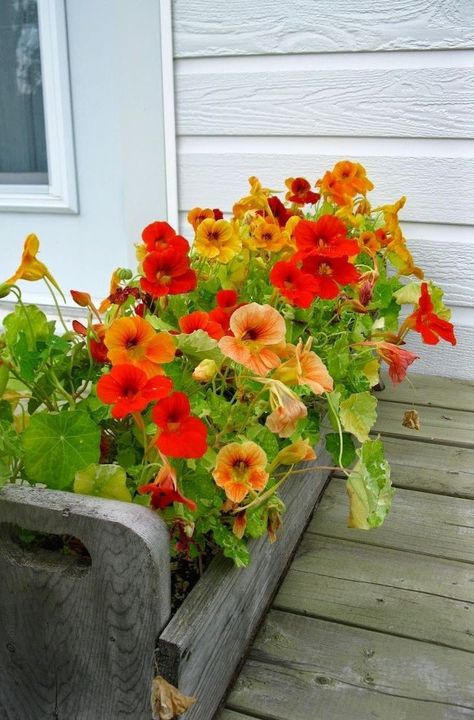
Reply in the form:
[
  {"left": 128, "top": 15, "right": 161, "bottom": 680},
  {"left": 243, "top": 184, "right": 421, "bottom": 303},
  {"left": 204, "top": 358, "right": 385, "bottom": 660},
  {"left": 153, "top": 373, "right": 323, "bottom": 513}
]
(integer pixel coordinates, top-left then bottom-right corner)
[
  {"left": 104, "top": 316, "right": 175, "bottom": 377},
  {"left": 5, "top": 233, "right": 62, "bottom": 293},
  {"left": 257, "top": 378, "right": 308, "bottom": 438},
  {"left": 212, "top": 441, "right": 269, "bottom": 503},
  {"left": 218, "top": 303, "right": 286, "bottom": 375},
  {"left": 274, "top": 337, "right": 333, "bottom": 395},
  {"left": 194, "top": 218, "right": 241, "bottom": 263}
]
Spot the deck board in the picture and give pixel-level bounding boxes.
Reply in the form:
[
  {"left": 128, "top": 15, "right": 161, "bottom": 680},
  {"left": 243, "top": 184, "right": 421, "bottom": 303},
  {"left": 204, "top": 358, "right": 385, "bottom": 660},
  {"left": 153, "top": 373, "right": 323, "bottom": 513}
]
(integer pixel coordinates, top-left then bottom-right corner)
[
  {"left": 358, "top": 436, "right": 474, "bottom": 499},
  {"left": 377, "top": 374, "right": 474, "bottom": 412},
  {"left": 310, "top": 480, "right": 474, "bottom": 563},
  {"left": 226, "top": 611, "right": 474, "bottom": 720},
  {"left": 274, "top": 535, "right": 474, "bottom": 651},
  {"left": 218, "top": 376, "right": 474, "bottom": 720},
  {"left": 373, "top": 401, "right": 474, "bottom": 448}
]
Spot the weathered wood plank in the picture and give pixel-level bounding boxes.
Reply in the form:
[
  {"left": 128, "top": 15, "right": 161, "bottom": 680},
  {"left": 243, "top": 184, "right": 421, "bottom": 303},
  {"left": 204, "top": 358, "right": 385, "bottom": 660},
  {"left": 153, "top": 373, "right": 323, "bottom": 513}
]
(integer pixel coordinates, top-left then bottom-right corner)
[
  {"left": 227, "top": 611, "right": 474, "bottom": 720},
  {"left": 176, "top": 67, "right": 474, "bottom": 138},
  {"left": 373, "top": 400, "right": 474, "bottom": 448},
  {"left": 336, "top": 436, "right": 474, "bottom": 499},
  {"left": 157, "top": 446, "right": 332, "bottom": 720},
  {"left": 274, "top": 535, "right": 474, "bottom": 651},
  {"left": 310, "top": 480, "right": 474, "bottom": 563},
  {"left": 0, "top": 485, "right": 171, "bottom": 720},
  {"left": 178, "top": 152, "right": 474, "bottom": 226},
  {"left": 218, "top": 711, "right": 259, "bottom": 720},
  {"left": 173, "top": 0, "right": 474, "bottom": 56},
  {"left": 378, "top": 373, "right": 474, "bottom": 411}
]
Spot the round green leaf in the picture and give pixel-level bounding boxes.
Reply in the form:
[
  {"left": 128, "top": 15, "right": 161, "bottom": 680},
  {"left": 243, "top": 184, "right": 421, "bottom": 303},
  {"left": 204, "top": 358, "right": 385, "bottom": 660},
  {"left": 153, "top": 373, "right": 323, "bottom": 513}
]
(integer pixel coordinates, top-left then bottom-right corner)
[
  {"left": 22, "top": 410, "right": 101, "bottom": 489},
  {"left": 74, "top": 464, "right": 131, "bottom": 502}
]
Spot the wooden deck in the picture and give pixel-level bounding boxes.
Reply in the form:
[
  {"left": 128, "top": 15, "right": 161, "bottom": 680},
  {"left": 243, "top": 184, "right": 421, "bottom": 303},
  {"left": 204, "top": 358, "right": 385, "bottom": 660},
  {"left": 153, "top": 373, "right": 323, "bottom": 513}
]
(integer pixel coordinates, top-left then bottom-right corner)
[{"left": 218, "top": 375, "right": 474, "bottom": 720}]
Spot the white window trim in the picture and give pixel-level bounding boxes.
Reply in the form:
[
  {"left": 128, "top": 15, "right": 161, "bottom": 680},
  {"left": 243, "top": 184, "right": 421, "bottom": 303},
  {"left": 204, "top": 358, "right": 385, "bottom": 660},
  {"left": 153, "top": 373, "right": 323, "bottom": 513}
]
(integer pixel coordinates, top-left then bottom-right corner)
[{"left": 0, "top": 0, "right": 78, "bottom": 214}]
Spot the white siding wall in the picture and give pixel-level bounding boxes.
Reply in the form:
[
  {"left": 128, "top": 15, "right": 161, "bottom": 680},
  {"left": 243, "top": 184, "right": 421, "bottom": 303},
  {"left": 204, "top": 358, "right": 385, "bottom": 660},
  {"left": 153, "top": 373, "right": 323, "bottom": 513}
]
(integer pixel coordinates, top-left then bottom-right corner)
[{"left": 172, "top": 0, "right": 474, "bottom": 380}]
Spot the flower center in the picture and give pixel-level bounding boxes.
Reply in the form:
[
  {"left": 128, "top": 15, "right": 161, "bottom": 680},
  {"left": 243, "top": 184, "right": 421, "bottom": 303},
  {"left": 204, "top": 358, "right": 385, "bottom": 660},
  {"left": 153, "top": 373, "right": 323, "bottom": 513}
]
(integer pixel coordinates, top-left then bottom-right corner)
[{"left": 318, "top": 263, "right": 332, "bottom": 276}]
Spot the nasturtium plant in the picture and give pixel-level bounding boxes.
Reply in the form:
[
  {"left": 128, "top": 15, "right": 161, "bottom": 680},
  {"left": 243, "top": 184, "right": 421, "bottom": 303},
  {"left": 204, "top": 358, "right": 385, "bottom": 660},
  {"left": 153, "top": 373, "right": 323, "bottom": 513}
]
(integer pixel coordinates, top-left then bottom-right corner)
[{"left": 0, "top": 161, "right": 457, "bottom": 567}]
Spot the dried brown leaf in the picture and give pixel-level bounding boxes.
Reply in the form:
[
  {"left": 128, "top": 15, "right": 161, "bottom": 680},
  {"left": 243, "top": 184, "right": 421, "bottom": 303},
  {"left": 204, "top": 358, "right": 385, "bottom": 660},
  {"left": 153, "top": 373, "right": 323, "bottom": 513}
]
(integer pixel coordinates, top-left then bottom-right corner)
[
  {"left": 402, "top": 409, "right": 420, "bottom": 431},
  {"left": 151, "top": 676, "right": 197, "bottom": 720}
]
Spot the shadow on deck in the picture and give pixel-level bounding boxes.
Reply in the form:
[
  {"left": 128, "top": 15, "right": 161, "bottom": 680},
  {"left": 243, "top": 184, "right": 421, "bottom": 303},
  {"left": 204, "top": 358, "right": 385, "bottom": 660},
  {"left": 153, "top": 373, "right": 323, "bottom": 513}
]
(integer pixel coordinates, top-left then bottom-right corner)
[{"left": 218, "top": 375, "right": 474, "bottom": 720}]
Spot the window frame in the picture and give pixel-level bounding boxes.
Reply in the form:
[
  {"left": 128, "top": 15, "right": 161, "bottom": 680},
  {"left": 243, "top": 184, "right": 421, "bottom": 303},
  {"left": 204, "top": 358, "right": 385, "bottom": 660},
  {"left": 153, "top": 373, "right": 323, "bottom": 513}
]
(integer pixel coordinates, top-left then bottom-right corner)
[{"left": 0, "top": 0, "right": 78, "bottom": 213}]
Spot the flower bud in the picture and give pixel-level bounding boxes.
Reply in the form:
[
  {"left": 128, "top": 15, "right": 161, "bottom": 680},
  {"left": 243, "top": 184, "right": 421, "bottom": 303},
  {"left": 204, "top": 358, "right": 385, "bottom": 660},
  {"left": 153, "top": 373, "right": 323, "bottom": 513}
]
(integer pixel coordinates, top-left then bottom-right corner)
[
  {"left": 192, "top": 359, "right": 218, "bottom": 383},
  {"left": 273, "top": 439, "right": 316, "bottom": 466},
  {"left": 116, "top": 268, "right": 133, "bottom": 280},
  {"left": 70, "top": 289, "right": 92, "bottom": 308},
  {"left": 0, "top": 283, "right": 12, "bottom": 299}
]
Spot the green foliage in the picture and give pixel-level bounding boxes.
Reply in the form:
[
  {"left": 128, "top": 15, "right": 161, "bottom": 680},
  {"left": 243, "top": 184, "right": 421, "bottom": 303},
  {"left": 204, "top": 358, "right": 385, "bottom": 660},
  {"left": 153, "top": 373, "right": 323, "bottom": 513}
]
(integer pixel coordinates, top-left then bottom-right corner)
[
  {"left": 74, "top": 463, "right": 131, "bottom": 502},
  {"left": 339, "top": 392, "right": 377, "bottom": 443},
  {"left": 346, "top": 438, "right": 394, "bottom": 529},
  {"left": 22, "top": 411, "right": 101, "bottom": 489},
  {"left": 325, "top": 432, "right": 356, "bottom": 468}
]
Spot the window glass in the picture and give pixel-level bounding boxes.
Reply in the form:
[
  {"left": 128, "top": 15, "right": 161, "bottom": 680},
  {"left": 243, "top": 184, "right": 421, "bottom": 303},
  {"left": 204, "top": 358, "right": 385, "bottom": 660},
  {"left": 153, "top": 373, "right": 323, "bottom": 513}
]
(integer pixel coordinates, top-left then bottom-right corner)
[{"left": 0, "top": 0, "right": 48, "bottom": 184}]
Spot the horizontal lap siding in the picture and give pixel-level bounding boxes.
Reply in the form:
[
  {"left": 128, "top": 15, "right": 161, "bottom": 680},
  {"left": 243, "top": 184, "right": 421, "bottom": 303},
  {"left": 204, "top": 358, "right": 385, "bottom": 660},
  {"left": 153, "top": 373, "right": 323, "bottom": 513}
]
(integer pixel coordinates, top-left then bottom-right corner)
[
  {"left": 173, "top": 0, "right": 474, "bottom": 56},
  {"left": 172, "top": 1, "right": 474, "bottom": 379}
]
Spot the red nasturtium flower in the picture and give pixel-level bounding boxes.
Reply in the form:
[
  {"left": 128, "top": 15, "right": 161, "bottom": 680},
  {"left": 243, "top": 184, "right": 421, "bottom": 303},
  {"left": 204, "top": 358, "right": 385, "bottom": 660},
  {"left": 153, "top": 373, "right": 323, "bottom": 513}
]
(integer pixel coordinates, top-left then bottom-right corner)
[
  {"left": 285, "top": 177, "right": 320, "bottom": 205},
  {"left": 407, "top": 283, "right": 457, "bottom": 346},
  {"left": 376, "top": 342, "right": 419, "bottom": 384},
  {"left": 138, "top": 461, "right": 197, "bottom": 511},
  {"left": 141, "top": 221, "right": 189, "bottom": 254},
  {"left": 178, "top": 310, "right": 225, "bottom": 340},
  {"left": 140, "top": 249, "right": 196, "bottom": 297},
  {"left": 72, "top": 320, "right": 109, "bottom": 364},
  {"left": 152, "top": 392, "right": 207, "bottom": 458},
  {"left": 302, "top": 254, "right": 360, "bottom": 299},
  {"left": 266, "top": 196, "right": 293, "bottom": 227},
  {"left": 96, "top": 364, "right": 172, "bottom": 418},
  {"left": 295, "top": 216, "right": 359, "bottom": 258},
  {"left": 270, "top": 260, "right": 319, "bottom": 308}
]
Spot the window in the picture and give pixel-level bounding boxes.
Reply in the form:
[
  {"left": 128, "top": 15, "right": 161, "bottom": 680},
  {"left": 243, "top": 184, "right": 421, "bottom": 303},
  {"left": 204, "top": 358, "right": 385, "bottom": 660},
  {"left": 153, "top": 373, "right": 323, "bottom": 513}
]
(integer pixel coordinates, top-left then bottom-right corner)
[{"left": 0, "top": 0, "right": 77, "bottom": 212}]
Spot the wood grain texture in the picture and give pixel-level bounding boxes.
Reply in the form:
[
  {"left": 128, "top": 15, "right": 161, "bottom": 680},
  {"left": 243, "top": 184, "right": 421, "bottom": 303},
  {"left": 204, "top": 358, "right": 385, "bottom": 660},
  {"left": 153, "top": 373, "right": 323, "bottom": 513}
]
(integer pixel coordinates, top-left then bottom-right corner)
[
  {"left": 336, "top": 435, "right": 474, "bottom": 499},
  {"left": 217, "top": 711, "right": 259, "bottom": 720},
  {"left": 178, "top": 152, "right": 474, "bottom": 225},
  {"left": 157, "top": 446, "right": 332, "bottom": 720},
  {"left": 175, "top": 67, "right": 473, "bottom": 138},
  {"left": 310, "top": 479, "right": 474, "bottom": 563},
  {"left": 274, "top": 535, "right": 474, "bottom": 651},
  {"left": 173, "top": 0, "right": 474, "bottom": 56},
  {"left": 373, "top": 399, "right": 474, "bottom": 448},
  {"left": 378, "top": 373, "right": 474, "bottom": 411},
  {"left": 0, "top": 485, "right": 171, "bottom": 720},
  {"left": 226, "top": 610, "right": 474, "bottom": 720}
]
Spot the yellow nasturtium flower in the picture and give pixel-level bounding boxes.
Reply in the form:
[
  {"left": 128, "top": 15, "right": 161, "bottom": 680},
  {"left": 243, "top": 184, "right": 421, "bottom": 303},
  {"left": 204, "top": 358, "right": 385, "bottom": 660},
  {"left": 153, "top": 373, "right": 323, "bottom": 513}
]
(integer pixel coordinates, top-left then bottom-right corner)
[
  {"left": 195, "top": 218, "right": 241, "bottom": 263},
  {"left": 5, "top": 234, "right": 61, "bottom": 293}
]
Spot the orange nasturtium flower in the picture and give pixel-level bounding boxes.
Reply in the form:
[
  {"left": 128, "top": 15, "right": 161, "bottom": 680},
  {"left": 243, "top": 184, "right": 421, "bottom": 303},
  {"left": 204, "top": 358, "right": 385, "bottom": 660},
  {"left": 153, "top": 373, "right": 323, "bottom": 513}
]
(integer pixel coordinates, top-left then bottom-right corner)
[
  {"left": 274, "top": 338, "right": 333, "bottom": 395},
  {"left": 212, "top": 441, "right": 269, "bottom": 503},
  {"left": 218, "top": 302, "right": 286, "bottom": 375},
  {"left": 194, "top": 218, "right": 241, "bottom": 263},
  {"left": 250, "top": 218, "right": 286, "bottom": 252},
  {"left": 5, "top": 234, "right": 62, "bottom": 293},
  {"left": 104, "top": 316, "right": 175, "bottom": 377},
  {"left": 187, "top": 207, "right": 215, "bottom": 231}
]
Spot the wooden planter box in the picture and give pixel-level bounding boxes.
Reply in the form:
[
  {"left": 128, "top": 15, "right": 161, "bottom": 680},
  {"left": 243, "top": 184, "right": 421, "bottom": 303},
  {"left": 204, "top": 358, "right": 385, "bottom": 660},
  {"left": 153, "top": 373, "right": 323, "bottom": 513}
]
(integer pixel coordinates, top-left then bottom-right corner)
[{"left": 0, "top": 440, "right": 330, "bottom": 720}]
